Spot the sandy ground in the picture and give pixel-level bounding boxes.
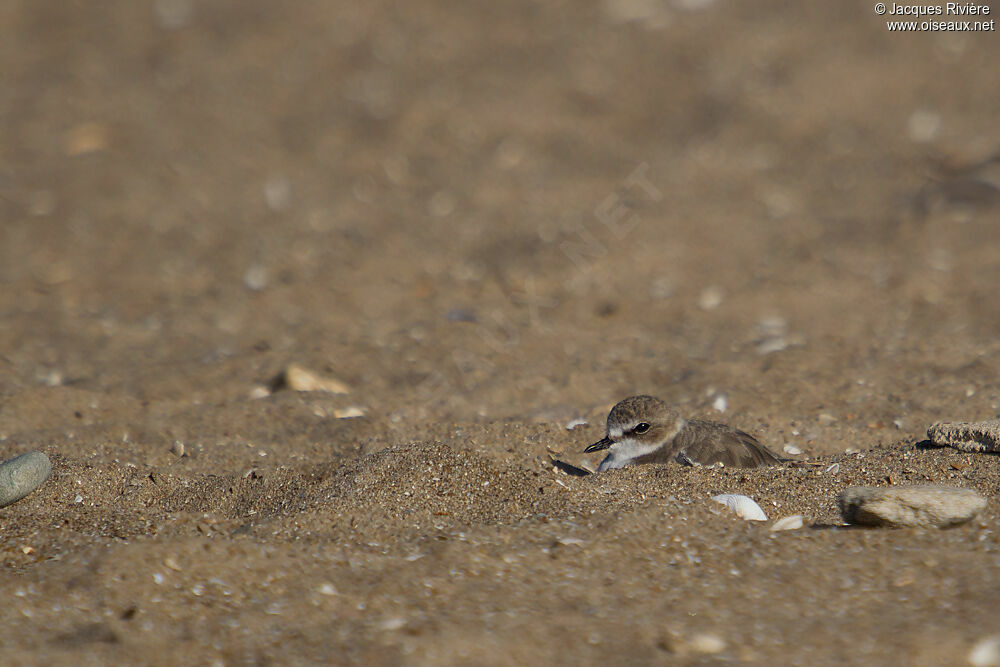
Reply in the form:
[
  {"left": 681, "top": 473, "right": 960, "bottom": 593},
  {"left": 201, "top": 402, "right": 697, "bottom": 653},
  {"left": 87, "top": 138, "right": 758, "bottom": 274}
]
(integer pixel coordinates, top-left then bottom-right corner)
[{"left": 2, "top": 1, "right": 1000, "bottom": 664}]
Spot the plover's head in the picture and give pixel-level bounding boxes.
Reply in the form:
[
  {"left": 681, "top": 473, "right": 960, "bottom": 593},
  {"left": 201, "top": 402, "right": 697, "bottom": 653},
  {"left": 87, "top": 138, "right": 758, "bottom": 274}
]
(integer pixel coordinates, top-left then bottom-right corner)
[{"left": 584, "top": 395, "right": 686, "bottom": 471}]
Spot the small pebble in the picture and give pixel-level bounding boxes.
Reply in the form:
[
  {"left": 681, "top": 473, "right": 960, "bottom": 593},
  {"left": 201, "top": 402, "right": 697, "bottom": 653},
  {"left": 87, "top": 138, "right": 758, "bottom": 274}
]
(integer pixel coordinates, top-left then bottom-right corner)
[
  {"left": 838, "top": 485, "right": 986, "bottom": 528},
  {"left": 907, "top": 108, "right": 941, "bottom": 144},
  {"left": 334, "top": 406, "right": 366, "bottom": 419},
  {"left": 263, "top": 174, "right": 292, "bottom": 211},
  {"left": 428, "top": 190, "right": 456, "bottom": 217},
  {"left": 243, "top": 264, "right": 269, "bottom": 291},
  {"left": 698, "top": 286, "right": 724, "bottom": 310},
  {"left": 688, "top": 634, "right": 726, "bottom": 655},
  {"left": 446, "top": 308, "right": 477, "bottom": 323},
  {"left": 0, "top": 451, "right": 52, "bottom": 508},
  {"left": 928, "top": 420, "right": 1000, "bottom": 453},
  {"left": 969, "top": 634, "right": 1000, "bottom": 667},
  {"left": 65, "top": 122, "right": 111, "bottom": 155},
  {"left": 281, "top": 364, "right": 350, "bottom": 394},
  {"left": 248, "top": 385, "right": 271, "bottom": 400},
  {"left": 783, "top": 444, "right": 802, "bottom": 456},
  {"left": 378, "top": 617, "right": 407, "bottom": 631}
]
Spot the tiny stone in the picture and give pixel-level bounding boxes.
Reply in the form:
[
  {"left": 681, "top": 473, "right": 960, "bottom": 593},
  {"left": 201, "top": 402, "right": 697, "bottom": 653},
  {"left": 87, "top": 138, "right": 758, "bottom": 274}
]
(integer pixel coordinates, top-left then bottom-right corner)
[
  {"left": 282, "top": 364, "right": 350, "bottom": 394},
  {"left": 446, "top": 308, "right": 477, "bottom": 323},
  {"left": 41, "top": 370, "right": 64, "bottom": 387},
  {"left": 243, "top": 264, "right": 269, "bottom": 291},
  {"left": 969, "top": 634, "right": 1000, "bottom": 667},
  {"left": 263, "top": 175, "right": 292, "bottom": 211},
  {"left": 379, "top": 617, "right": 407, "bottom": 631},
  {"left": 698, "top": 286, "right": 724, "bottom": 310},
  {"left": 248, "top": 385, "right": 271, "bottom": 400},
  {"left": 928, "top": 420, "right": 1000, "bottom": 453},
  {"left": 839, "top": 485, "right": 986, "bottom": 528},
  {"left": 27, "top": 190, "right": 57, "bottom": 217},
  {"left": 907, "top": 108, "right": 941, "bottom": 143},
  {"left": 428, "top": 190, "right": 456, "bottom": 217},
  {"left": 649, "top": 276, "right": 674, "bottom": 299},
  {"left": 0, "top": 451, "right": 52, "bottom": 508},
  {"left": 783, "top": 444, "right": 802, "bottom": 456},
  {"left": 688, "top": 634, "right": 726, "bottom": 655},
  {"left": 65, "top": 122, "right": 111, "bottom": 155}
]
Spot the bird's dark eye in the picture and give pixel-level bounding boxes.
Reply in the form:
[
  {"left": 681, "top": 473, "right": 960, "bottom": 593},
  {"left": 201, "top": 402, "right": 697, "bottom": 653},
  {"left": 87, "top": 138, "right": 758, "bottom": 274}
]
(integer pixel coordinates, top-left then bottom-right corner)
[{"left": 633, "top": 422, "right": 651, "bottom": 434}]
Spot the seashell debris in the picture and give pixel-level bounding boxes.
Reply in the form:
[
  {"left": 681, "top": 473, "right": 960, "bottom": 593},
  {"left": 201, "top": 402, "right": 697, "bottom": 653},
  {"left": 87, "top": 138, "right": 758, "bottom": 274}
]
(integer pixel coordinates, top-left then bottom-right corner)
[
  {"left": 838, "top": 484, "right": 986, "bottom": 528},
  {"left": 711, "top": 494, "right": 768, "bottom": 521},
  {"left": 279, "top": 364, "right": 350, "bottom": 394},
  {"left": 927, "top": 420, "right": 1000, "bottom": 453},
  {"left": 770, "top": 515, "right": 804, "bottom": 532},
  {"left": 0, "top": 451, "right": 52, "bottom": 508}
]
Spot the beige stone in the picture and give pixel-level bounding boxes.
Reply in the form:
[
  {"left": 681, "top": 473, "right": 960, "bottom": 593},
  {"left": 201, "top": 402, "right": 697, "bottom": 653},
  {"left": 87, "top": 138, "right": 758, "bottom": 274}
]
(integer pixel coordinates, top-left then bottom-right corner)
[{"left": 839, "top": 485, "right": 986, "bottom": 528}]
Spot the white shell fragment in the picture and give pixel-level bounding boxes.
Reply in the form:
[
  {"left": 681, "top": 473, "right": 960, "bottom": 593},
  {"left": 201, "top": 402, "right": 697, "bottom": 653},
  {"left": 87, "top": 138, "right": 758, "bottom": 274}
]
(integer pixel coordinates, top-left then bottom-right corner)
[
  {"left": 770, "top": 515, "right": 805, "bottom": 532},
  {"left": 333, "top": 406, "right": 366, "bottom": 419},
  {"left": 283, "top": 364, "right": 350, "bottom": 394},
  {"left": 711, "top": 494, "right": 768, "bottom": 521}
]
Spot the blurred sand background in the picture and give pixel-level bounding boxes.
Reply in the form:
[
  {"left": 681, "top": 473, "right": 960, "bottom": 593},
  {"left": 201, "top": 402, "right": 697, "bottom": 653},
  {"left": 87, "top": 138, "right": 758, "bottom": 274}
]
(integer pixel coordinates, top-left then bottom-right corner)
[{"left": 2, "top": 0, "right": 1000, "bottom": 664}]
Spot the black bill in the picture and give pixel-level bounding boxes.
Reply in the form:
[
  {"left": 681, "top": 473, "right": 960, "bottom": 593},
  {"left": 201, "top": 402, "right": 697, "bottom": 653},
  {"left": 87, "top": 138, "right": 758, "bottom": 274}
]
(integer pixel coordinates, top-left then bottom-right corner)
[{"left": 584, "top": 436, "right": 612, "bottom": 453}]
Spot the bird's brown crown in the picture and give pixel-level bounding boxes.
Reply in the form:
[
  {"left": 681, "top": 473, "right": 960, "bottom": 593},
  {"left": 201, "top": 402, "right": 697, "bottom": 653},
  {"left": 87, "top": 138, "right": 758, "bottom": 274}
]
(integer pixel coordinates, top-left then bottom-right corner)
[{"left": 606, "top": 395, "right": 682, "bottom": 434}]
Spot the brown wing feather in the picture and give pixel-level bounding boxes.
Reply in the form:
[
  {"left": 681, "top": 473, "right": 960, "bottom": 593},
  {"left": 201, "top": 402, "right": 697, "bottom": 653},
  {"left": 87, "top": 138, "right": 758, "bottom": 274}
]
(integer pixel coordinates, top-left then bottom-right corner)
[{"left": 671, "top": 419, "right": 782, "bottom": 468}]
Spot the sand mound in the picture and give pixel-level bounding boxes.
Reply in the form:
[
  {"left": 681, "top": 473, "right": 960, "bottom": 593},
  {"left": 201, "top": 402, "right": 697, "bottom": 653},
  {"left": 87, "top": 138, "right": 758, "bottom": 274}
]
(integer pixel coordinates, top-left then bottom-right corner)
[{"left": 319, "top": 442, "right": 540, "bottom": 526}]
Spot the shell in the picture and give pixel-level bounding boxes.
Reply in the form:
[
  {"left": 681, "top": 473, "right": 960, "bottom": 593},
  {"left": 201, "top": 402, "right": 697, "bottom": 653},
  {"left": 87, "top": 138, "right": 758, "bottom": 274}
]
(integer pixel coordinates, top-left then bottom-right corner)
[
  {"left": 711, "top": 494, "right": 768, "bottom": 521},
  {"left": 770, "top": 514, "right": 805, "bottom": 531}
]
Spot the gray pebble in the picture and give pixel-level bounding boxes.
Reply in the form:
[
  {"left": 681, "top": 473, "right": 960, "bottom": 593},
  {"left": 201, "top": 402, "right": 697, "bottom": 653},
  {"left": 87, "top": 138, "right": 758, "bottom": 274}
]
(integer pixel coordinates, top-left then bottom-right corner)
[
  {"left": 928, "top": 420, "right": 1000, "bottom": 453},
  {"left": 0, "top": 451, "right": 52, "bottom": 508},
  {"left": 839, "top": 485, "right": 986, "bottom": 528}
]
